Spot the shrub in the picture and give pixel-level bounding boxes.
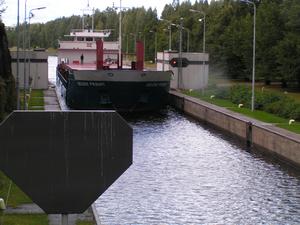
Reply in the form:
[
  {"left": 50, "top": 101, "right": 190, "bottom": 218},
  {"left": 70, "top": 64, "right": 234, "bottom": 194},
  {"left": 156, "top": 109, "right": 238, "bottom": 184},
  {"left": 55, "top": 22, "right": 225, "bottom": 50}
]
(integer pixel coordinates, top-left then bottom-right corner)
[
  {"left": 229, "top": 85, "right": 251, "bottom": 107},
  {"left": 214, "top": 87, "right": 230, "bottom": 99}
]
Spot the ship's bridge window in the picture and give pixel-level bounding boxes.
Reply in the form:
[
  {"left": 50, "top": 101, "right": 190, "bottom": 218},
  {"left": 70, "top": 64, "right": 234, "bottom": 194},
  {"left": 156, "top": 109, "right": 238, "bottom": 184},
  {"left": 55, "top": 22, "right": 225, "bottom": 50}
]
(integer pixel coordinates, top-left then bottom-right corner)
[
  {"left": 77, "top": 37, "right": 84, "bottom": 41},
  {"left": 86, "top": 37, "right": 93, "bottom": 42}
]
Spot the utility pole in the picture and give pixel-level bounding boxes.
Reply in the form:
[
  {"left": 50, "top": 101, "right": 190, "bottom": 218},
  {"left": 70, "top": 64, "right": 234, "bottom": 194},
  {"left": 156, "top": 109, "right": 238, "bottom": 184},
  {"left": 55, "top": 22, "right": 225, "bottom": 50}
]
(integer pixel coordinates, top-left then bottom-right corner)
[
  {"left": 178, "top": 17, "right": 183, "bottom": 89},
  {"left": 118, "top": 0, "right": 122, "bottom": 68},
  {"left": 16, "top": 0, "right": 20, "bottom": 109}
]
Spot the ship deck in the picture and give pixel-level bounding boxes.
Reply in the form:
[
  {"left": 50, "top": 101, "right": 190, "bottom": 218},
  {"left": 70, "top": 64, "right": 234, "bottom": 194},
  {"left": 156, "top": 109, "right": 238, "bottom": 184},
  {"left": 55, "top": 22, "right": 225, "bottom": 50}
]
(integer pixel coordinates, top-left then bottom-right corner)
[{"left": 66, "top": 63, "right": 131, "bottom": 71}]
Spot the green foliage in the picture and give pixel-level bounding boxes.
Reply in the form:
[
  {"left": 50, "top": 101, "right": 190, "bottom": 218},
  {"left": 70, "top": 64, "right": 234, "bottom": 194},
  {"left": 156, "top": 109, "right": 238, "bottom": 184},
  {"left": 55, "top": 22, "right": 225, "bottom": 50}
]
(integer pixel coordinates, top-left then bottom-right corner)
[
  {"left": 0, "top": 214, "right": 48, "bottom": 225},
  {"left": 0, "top": 23, "right": 16, "bottom": 122},
  {"left": 229, "top": 85, "right": 251, "bottom": 107},
  {"left": 76, "top": 220, "right": 95, "bottom": 225},
  {"left": 0, "top": 170, "right": 32, "bottom": 207},
  {"left": 28, "top": 90, "right": 44, "bottom": 110},
  {"left": 184, "top": 89, "right": 300, "bottom": 134},
  {"left": 0, "top": 0, "right": 6, "bottom": 17}
]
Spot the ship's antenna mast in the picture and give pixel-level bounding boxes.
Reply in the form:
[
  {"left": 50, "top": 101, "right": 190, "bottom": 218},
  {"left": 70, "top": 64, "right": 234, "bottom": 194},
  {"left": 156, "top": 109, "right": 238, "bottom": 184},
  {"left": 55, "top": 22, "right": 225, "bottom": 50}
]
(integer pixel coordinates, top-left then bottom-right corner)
[
  {"left": 113, "top": 0, "right": 128, "bottom": 68},
  {"left": 119, "top": 0, "right": 122, "bottom": 68},
  {"left": 82, "top": 0, "right": 94, "bottom": 31}
]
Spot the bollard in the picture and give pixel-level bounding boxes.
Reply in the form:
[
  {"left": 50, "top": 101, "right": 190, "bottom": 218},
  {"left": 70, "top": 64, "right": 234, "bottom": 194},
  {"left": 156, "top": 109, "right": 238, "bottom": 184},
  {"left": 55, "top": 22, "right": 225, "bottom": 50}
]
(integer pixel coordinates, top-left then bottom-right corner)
[
  {"left": 246, "top": 121, "right": 253, "bottom": 147},
  {"left": 0, "top": 198, "right": 6, "bottom": 210},
  {"left": 62, "top": 214, "right": 68, "bottom": 225}
]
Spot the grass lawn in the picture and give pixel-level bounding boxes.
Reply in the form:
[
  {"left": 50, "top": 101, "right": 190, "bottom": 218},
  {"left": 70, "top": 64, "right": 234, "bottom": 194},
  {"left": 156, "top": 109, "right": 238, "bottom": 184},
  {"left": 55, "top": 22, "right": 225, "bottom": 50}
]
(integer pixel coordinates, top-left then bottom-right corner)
[
  {"left": 28, "top": 90, "right": 44, "bottom": 110},
  {"left": 0, "top": 171, "right": 32, "bottom": 208},
  {"left": 76, "top": 220, "right": 95, "bottom": 225},
  {"left": 0, "top": 90, "right": 45, "bottom": 208},
  {"left": 0, "top": 214, "right": 48, "bottom": 225},
  {"left": 183, "top": 90, "right": 300, "bottom": 134}
]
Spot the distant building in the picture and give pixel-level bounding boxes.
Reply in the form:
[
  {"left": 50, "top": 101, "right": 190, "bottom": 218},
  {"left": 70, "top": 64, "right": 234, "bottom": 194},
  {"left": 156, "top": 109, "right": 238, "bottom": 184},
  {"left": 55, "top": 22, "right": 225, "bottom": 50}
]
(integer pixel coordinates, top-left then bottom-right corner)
[
  {"left": 157, "top": 51, "right": 209, "bottom": 90},
  {"left": 10, "top": 50, "right": 49, "bottom": 89}
]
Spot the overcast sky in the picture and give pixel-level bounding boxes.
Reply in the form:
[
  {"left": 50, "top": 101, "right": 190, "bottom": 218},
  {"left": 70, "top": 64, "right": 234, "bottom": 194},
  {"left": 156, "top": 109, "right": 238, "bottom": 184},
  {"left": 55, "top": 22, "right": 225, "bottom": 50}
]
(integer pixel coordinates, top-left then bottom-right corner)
[{"left": 2, "top": 0, "right": 200, "bottom": 26}]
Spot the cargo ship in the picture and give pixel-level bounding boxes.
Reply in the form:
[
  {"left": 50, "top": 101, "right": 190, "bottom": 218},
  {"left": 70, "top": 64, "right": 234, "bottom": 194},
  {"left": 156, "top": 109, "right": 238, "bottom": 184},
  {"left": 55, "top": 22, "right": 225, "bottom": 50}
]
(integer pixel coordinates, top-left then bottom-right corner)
[{"left": 56, "top": 5, "right": 171, "bottom": 111}]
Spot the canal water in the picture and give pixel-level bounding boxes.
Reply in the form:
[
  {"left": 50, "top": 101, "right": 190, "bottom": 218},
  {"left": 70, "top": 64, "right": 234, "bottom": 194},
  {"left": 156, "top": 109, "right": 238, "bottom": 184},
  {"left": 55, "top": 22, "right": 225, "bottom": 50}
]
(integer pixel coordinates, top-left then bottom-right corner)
[
  {"left": 49, "top": 56, "right": 300, "bottom": 224},
  {"left": 95, "top": 109, "right": 300, "bottom": 224}
]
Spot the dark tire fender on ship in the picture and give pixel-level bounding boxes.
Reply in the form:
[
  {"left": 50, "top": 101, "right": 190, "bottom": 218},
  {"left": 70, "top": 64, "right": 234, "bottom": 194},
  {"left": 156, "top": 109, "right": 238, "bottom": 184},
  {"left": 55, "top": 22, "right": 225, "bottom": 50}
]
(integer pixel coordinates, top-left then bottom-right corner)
[{"left": 167, "top": 70, "right": 175, "bottom": 80}]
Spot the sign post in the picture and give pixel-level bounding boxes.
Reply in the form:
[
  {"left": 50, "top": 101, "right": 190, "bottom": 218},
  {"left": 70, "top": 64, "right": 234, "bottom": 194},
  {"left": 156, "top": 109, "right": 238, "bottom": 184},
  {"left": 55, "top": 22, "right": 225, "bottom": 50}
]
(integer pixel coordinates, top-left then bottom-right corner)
[{"left": 0, "top": 111, "right": 132, "bottom": 216}]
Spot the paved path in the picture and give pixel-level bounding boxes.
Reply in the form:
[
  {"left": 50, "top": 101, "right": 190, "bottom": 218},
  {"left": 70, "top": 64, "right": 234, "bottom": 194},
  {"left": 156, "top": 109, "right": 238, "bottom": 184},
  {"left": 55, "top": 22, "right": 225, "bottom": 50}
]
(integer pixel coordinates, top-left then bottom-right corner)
[
  {"left": 43, "top": 86, "right": 60, "bottom": 110},
  {"left": 5, "top": 203, "right": 43, "bottom": 214},
  {"left": 5, "top": 203, "right": 95, "bottom": 225}
]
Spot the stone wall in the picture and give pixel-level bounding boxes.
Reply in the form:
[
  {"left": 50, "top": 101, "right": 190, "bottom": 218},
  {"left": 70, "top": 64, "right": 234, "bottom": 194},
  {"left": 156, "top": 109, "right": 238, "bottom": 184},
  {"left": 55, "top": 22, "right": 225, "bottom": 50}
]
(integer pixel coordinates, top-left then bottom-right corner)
[
  {"left": 0, "top": 22, "right": 16, "bottom": 121},
  {"left": 169, "top": 91, "right": 300, "bottom": 168}
]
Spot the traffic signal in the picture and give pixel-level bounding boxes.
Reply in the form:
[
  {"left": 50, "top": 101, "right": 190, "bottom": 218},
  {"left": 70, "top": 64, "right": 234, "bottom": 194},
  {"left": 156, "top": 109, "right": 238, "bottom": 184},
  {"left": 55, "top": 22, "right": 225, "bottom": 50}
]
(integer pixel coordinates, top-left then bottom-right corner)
[{"left": 169, "top": 57, "right": 189, "bottom": 68}]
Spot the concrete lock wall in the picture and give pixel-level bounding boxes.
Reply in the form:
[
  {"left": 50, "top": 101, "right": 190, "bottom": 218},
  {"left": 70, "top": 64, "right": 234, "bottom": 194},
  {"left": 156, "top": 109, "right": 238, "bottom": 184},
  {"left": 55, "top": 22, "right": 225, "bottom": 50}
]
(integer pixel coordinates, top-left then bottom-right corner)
[
  {"left": 157, "top": 51, "right": 209, "bottom": 90},
  {"left": 11, "top": 50, "right": 49, "bottom": 89},
  {"left": 169, "top": 91, "right": 300, "bottom": 168}
]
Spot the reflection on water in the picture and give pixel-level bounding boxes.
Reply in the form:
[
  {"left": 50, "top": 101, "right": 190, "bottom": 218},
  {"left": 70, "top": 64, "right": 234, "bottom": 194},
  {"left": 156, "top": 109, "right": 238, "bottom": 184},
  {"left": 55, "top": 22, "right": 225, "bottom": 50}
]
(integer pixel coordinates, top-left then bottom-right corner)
[
  {"left": 96, "top": 108, "right": 300, "bottom": 224},
  {"left": 48, "top": 56, "right": 300, "bottom": 224}
]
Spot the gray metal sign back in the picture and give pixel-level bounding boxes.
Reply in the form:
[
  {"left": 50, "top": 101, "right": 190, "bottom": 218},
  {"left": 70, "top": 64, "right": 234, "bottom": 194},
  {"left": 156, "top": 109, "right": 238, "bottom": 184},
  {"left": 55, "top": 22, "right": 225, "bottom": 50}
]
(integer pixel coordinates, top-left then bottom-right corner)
[{"left": 0, "top": 111, "right": 132, "bottom": 214}]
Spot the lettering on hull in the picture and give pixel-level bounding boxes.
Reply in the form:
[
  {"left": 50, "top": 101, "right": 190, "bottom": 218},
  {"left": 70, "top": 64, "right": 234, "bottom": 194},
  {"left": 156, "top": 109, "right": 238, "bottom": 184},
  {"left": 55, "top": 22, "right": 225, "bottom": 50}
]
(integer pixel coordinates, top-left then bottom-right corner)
[{"left": 77, "top": 81, "right": 106, "bottom": 87}]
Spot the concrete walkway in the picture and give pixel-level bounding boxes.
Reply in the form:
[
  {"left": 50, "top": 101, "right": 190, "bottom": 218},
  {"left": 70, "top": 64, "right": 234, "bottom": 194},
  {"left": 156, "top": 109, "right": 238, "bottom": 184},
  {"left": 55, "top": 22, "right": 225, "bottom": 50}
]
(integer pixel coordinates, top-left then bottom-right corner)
[
  {"left": 5, "top": 203, "right": 95, "bottom": 225},
  {"left": 43, "top": 86, "right": 60, "bottom": 110}
]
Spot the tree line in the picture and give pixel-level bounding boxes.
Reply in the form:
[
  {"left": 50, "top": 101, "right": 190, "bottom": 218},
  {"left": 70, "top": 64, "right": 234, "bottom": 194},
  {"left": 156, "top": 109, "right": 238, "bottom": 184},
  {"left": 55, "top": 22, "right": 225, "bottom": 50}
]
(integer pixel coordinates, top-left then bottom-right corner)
[{"left": 5, "top": 0, "right": 300, "bottom": 88}]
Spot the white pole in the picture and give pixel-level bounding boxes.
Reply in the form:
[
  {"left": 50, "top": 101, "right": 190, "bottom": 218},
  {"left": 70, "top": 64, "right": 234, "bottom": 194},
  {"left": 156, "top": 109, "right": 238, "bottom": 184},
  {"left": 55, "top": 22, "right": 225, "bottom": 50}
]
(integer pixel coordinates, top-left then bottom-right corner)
[
  {"left": 62, "top": 214, "right": 68, "bottom": 225},
  {"left": 118, "top": 0, "right": 122, "bottom": 68},
  {"left": 16, "top": 0, "right": 20, "bottom": 109},
  {"left": 169, "top": 25, "right": 171, "bottom": 51},
  {"left": 251, "top": 3, "right": 256, "bottom": 111},
  {"left": 203, "top": 14, "right": 206, "bottom": 53},
  {"left": 178, "top": 18, "right": 183, "bottom": 89},
  {"left": 23, "top": 0, "right": 27, "bottom": 110}
]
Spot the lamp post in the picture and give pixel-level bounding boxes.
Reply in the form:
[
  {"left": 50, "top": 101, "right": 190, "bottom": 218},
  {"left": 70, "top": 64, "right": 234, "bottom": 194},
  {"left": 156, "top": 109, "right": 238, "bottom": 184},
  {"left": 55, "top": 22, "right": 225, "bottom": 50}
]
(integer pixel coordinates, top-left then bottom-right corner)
[
  {"left": 178, "top": 17, "right": 183, "bottom": 89},
  {"left": 129, "top": 33, "right": 136, "bottom": 53},
  {"left": 23, "top": 0, "right": 28, "bottom": 109},
  {"left": 189, "top": 9, "right": 206, "bottom": 53},
  {"left": 168, "top": 25, "right": 171, "bottom": 51},
  {"left": 149, "top": 30, "right": 157, "bottom": 63},
  {"left": 160, "top": 19, "right": 175, "bottom": 51},
  {"left": 126, "top": 34, "right": 128, "bottom": 55},
  {"left": 16, "top": 0, "right": 20, "bottom": 109},
  {"left": 27, "top": 7, "right": 46, "bottom": 106},
  {"left": 183, "top": 27, "right": 190, "bottom": 52},
  {"left": 240, "top": 0, "right": 256, "bottom": 111},
  {"left": 118, "top": 0, "right": 122, "bottom": 68}
]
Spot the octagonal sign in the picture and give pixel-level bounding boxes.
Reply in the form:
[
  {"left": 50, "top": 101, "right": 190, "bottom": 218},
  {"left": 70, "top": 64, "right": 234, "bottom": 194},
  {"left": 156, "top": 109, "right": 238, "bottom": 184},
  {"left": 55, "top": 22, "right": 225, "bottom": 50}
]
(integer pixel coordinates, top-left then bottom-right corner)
[{"left": 0, "top": 111, "right": 132, "bottom": 214}]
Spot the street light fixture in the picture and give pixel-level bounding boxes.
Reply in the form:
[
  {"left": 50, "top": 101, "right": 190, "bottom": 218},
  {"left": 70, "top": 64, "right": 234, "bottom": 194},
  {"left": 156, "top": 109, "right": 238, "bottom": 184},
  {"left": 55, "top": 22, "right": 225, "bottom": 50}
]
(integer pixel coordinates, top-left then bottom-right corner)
[
  {"left": 159, "top": 19, "right": 177, "bottom": 51},
  {"left": 178, "top": 17, "right": 183, "bottom": 89},
  {"left": 190, "top": 9, "right": 206, "bottom": 53},
  {"left": 240, "top": 0, "right": 256, "bottom": 111},
  {"left": 26, "top": 6, "right": 46, "bottom": 110},
  {"left": 129, "top": 32, "right": 136, "bottom": 53},
  {"left": 113, "top": 0, "right": 129, "bottom": 68},
  {"left": 23, "top": 0, "right": 28, "bottom": 110},
  {"left": 182, "top": 27, "right": 190, "bottom": 52},
  {"left": 16, "top": 0, "right": 20, "bottom": 110},
  {"left": 149, "top": 30, "right": 157, "bottom": 63}
]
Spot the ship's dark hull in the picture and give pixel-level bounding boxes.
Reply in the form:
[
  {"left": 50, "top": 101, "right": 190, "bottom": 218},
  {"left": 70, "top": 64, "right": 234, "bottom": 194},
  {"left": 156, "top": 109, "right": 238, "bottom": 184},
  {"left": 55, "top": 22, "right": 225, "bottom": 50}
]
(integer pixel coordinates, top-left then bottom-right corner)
[{"left": 57, "top": 69, "right": 171, "bottom": 111}]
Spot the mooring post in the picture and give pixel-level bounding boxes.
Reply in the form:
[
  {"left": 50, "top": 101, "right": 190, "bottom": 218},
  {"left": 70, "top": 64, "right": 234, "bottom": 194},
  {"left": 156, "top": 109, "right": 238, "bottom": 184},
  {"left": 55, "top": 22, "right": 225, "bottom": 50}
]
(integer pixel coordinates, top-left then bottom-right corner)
[
  {"left": 62, "top": 214, "right": 68, "bottom": 225},
  {"left": 246, "top": 121, "right": 253, "bottom": 147}
]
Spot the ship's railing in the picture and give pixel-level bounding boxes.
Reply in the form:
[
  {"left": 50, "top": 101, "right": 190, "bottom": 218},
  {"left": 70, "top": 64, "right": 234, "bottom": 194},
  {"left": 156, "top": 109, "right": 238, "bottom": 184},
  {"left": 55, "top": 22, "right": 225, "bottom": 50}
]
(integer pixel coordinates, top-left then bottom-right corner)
[
  {"left": 57, "top": 69, "right": 68, "bottom": 88},
  {"left": 70, "top": 29, "right": 112, "bottom": 33}
]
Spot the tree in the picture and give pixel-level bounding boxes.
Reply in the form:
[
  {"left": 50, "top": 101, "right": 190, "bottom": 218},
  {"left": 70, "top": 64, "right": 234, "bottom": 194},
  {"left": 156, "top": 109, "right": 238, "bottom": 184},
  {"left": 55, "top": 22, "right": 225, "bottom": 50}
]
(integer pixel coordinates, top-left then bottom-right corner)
[
  {"left": 0, "top": 0, "right": 6, "bottom": 18},
  {"left": 275, "top": 0, "right": 300, "bottom": 88},
  {"left": 256, "top": 0, "right": 284, "bottom": 84}
]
